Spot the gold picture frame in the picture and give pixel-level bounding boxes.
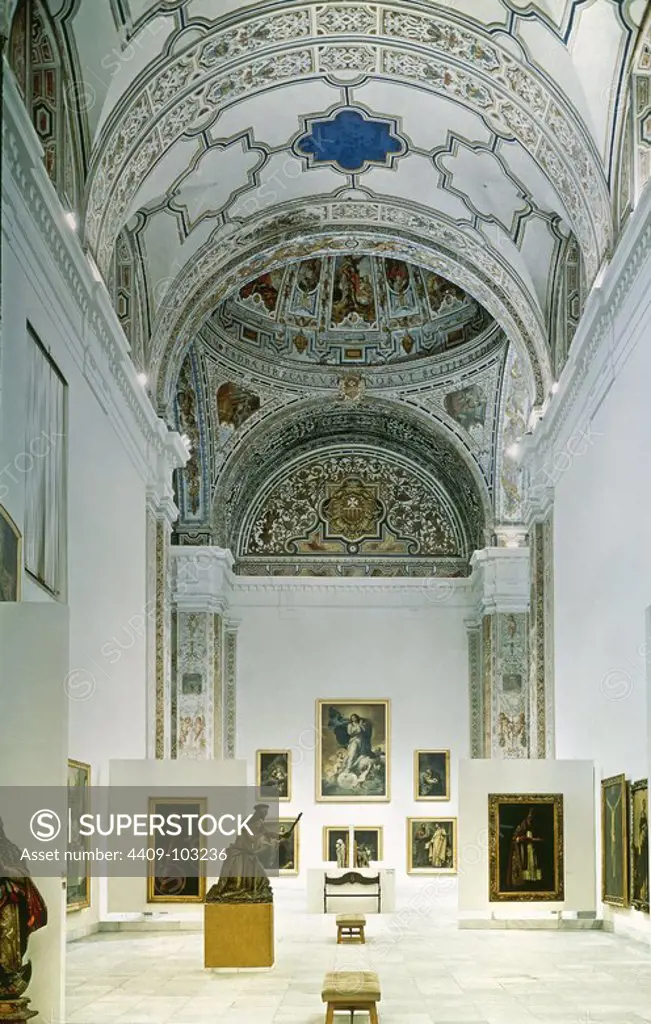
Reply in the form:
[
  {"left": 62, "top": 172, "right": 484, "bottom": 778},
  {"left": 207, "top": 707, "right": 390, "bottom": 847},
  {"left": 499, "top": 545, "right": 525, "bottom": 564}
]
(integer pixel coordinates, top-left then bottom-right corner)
[
  {"left": 601, "top": 774, "right": 629, "bottom": 907},
  {"left": 489, "top": 794, "right": 564, "bottom": 902},
  {"left": 277, "top": 818, "right": 300, "bottom": 875},
  {"left": 323, "top": 826, "right": 351, "bottom": 867},
  {"left": 629, "top": 779, "right": 649, "bottom": 912},
  {"left": 0, "top": 503, "right": 22, "bottom": 602},
  {"left": 353, "top": 827, "right": 383, "bottom": 867},
  {"left": 316, "top": 699, "right": 390, "bottom": 802},
  {"left": 147, "top": 797, "right": 207, "bottom": 903},
  {"left": 414, "top": 750, "right": 450, "bottom": 801},
  {"left": 256, "top": 749, "right": 291, "bottom": 801},
  {"left": 407, "top": 818, "right": 457, "bottom": 874},
  {"left": 67, "top": 759, "right": 90, "bottom": 912}
]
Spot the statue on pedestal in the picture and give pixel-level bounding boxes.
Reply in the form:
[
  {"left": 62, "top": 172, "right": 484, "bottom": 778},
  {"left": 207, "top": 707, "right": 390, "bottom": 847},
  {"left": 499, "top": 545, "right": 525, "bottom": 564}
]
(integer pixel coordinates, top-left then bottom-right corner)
[
  {"left": 206, "top": 805, "right": 302, "bottom": 904},
  {"left": 0, "top": 820, "right": 48, "bottom": 1023}
]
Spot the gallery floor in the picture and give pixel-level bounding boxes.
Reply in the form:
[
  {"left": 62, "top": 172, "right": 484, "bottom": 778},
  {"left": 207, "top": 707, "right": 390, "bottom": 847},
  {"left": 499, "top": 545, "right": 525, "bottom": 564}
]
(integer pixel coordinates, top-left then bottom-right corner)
[{"left": 66, "top": 904, "right": 651, "bottom": 1024}]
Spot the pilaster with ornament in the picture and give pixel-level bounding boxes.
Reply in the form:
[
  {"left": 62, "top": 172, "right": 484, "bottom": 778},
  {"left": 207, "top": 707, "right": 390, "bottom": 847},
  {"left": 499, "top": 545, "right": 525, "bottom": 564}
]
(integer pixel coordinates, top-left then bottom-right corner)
[
  {"left": 523, "top": 470, "right": 556, "bottom": 760},
  {"left": 223, "top": 619, "right": 239, "bottom": 759}
]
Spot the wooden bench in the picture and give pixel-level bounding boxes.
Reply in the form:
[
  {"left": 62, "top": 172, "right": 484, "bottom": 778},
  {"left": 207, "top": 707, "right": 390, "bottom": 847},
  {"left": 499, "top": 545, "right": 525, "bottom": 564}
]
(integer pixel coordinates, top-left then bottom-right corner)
[
  {"left": 322, "top": 970, "right": 380, "bottom": 1023},
  {"left": 336, "top": 913, "right": 366, "bottom": 944},
  {"left": 324, "top": 871, "right": 381, "bottom": 913}
]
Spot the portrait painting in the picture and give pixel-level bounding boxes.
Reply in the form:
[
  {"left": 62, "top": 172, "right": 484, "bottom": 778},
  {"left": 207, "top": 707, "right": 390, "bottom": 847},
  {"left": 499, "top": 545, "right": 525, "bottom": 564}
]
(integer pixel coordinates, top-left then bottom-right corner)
[
  {"left": 67, "top": 759, "right": 91, "bottom": 912},
  {"left": 323, "top": 827, "right": 350, "bottom": 868},
  {"left": 414, "top": 750, "right": 450, "bottom": 801},
  {"left": 256, "top": 750, "right": 291, "bottom": 801},
  {"left": 489, "top": 794, "right": 564, "bottom": 902},
  {"left": 353, "top": 827, "right": 383, "bottom": 867},
  {"left": 316, "top": 699, "right": 390, "bottom": 802},
  {"left": 262, "top": 818, "right": 300, "bottom": 875},
  {"left": 147, "top": 798, "right": 207, "bottom": 903},
  {"left": 0, "top": 504, "right": 21, "bottom": 602},
  {"left": 630, "top": 779, "right": 649, "bottom": 912},
  {"left": 407, "top": 818, "right": 457, "bottom": 874},
  {"left": 602, "top": 774, "right": 628, "bottom": 907}
]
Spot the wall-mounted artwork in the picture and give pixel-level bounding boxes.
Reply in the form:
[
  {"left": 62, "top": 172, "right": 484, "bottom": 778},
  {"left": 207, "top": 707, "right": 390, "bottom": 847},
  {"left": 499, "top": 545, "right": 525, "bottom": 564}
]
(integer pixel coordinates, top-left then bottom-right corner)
[
  {"left": 277, "top": 818, "right": 300, "bottom": 875},
  {"left": 67, "top": 759, "right": 91, "bottom": 912},
  {"left": 489, "top": 794, "right": 564, "bottom": 902},
  {"left": 323, "top": 827, "right": 350, "bottom": 868},
  {"left": 147, "top": 798, "right": 207, "bottom": 903},
  {"left": 407, "top": 818, "right": 457, "bottom": 874},
  {"left": 602, "top": 775, "right": 629, "bottom": 907},
  {"left": 353, "top": 827, "right": 383, "bottom": 867},
  {"left": 316, "top": 700, "right": 390, "bottom": 801},
  {"left": 256, "top": 750, "right": 291, "bottom": 801},
  {"left": 630, "top": 779, "right": 649, "bottom": 912},
  {"left": 0, "top": 504, "right": 21, "bottom": 602},
  {"left": 414, "top": 750, "right": 450, "bottom": 800}
]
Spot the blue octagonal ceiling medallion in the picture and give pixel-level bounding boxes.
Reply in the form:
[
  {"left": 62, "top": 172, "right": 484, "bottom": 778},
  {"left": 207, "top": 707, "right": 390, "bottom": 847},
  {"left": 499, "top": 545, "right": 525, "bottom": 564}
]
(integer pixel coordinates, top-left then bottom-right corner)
[{"left": 294, "top": 106, "right": 407, "bottom": 173}]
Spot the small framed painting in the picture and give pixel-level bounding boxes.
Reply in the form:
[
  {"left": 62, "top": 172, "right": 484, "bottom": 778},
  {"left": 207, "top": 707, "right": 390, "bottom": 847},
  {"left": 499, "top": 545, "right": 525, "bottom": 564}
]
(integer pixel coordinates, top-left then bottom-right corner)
[
  {"left": 67, "top": 759, "right": 91, "bottom": 912},
  {"left": 277, "top": 818, "right": 300, "bottom": 875},
  {"left": 489, "top": 794, "right": 564, "bottom": 902},
  {"left": 407, "top": 818, "right": 457, "bottom": 874},
  {"left": 414, "top": 750, "right": 450, "bottom": 800},
  {"left": 147, "top": 797, "right": 207, "bottom": 902},
  {"left": 316, "top": 699, "right": 389, "bottom": 802},
  {"left": 256, "top": 749, "right": 291, "bottom": 801},
  {"left": 0, "top": 504, "right": 21, "bottom": 601},
  {"left": 629, "top": 779, "right": 649, "bottom": 912},
  {"left": 353, "top": 827, "right": 383, "bottom": 867},
  {"left": 602, "top": 775, "right": 629, "bottom": 907},
  {"left": 323, "top": 826, "right": 351, "bottom": 868}
]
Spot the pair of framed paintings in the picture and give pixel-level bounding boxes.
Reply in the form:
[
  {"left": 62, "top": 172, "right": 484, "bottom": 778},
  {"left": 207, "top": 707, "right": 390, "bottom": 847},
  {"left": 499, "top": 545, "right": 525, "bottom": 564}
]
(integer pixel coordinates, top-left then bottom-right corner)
[
  {"left": 601, "top": 774, "right": 649, "bottom": 912},
  {"left": 323, "top": 825, "right": 383, "bottom": 868},
  {"left": 324, "top": 821, "right": 458, "bottom": 874}
]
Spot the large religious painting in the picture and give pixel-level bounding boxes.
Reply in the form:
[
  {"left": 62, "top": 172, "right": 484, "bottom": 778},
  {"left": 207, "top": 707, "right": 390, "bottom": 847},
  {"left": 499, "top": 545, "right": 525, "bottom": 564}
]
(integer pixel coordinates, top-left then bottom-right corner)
[
  {"left": 407, "top": 818, "right": 457, "bottom": 874},
  {"left": 601, "top": 775, "right": 629, "bottom": 907},
  {"left": 323, "top": 827, "right": 350, "bottom": 867},
  {"left": 256, "top": 750, "right": 291, "bottom": 801},
  {"left": 489, "top": 794, "right": 564, "bottom": 902},
  {"left": 67, "top": 759, "right": 90, "bottom": 912},
  {"left": 629, "top": 779, "right": 649, "bottom": 912},
  {"left": 316, "top": 700, "right": 390, "bottom": 802},
  {"left": 330, "top": 254, "right": 377, "bottom": 327},
  {"left": 353, "top": 827, "right": 383, "bottom": 867},
  {"left": 0, "top": 504, "right": 21, "bottom": 601},
  {"left": 414, "top": 750, "right": 450, "bottom": 801},
  {"left": 147, "top": 798, "right": 207, "bottom": 903}
]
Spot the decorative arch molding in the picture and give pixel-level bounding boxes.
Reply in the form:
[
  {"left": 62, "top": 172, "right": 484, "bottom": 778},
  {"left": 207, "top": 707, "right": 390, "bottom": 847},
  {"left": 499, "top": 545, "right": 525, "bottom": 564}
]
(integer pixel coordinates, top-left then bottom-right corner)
[
  {"left": 83, "top": 1, "right": 611, "bottom": 284},
  {"left": 152, "top": 198, "right": 550, "bottom": 410}
]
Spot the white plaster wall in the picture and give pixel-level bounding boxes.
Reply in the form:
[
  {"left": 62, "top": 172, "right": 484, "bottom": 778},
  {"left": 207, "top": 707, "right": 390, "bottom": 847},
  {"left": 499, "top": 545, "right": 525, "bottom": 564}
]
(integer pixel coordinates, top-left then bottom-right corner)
[{"left": 234, "top": 581, "right": 473, "bottom": 903}]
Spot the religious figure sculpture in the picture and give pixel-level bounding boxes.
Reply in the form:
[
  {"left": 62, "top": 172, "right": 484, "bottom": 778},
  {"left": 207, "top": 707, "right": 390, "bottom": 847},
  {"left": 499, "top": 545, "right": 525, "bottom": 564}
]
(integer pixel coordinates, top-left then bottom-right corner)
[
  {"left": 205, "top": 805, "right": 301, "bottom": 904},
  {"left": 506, "top": 809, "right": 543, "bottom": 887},
  {"left": 335, "top": 838, "right": 347, "bottom": 869},
  {"left": 0, "top": 820, "right": 48, "bottom": 1022}
]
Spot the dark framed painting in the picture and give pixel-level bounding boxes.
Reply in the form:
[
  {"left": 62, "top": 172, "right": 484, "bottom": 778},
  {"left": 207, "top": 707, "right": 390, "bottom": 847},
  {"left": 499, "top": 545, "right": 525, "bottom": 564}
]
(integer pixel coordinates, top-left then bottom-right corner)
[
  {"left": 489, "top": 794, "right": 564, "bottom": 902},
  {"left": 407, "top": 818, "right": 457, "bottom": 874},
  {"left": 602, "top": 774, "right": 629, "bottom": 907},
  {"left": 323, "top": 826, "right": 351, "bottom": 867},
  {"left": 0, "top": 504, "right": 21, "bottom": 601},
  {"left": 256, "top": 749, "right": 291, "bottom": 801},
  {"left": 277, "top": 818, "right": 299, "bottom": 875},
  {"left": 353, "top": 827, "right": 383, "bottom": 867},
  {"left": 629, "top": 779, "right": 649, "bottom": 912},
  {"left": 316, "top": 699, "right": 390, "bottom": 802},
  {"left": 414, "top": 750, "right": 450, "bottom": 801},
  {"left": 67, "top": 759, "right": 91, "bottom": 912},
  {"left": 147, "top": 797, "right": 207, "bottom": 903}
]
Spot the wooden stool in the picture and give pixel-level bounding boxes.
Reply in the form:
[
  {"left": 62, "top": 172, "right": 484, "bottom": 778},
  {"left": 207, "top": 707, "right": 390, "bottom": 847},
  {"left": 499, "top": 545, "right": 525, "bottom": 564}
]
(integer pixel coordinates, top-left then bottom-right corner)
[
  {"left": 336, "top": 913, "right": 366, "bottom": 944},
  {"left": 322, "top": 970, "right": 380, "bottom": 1023}
]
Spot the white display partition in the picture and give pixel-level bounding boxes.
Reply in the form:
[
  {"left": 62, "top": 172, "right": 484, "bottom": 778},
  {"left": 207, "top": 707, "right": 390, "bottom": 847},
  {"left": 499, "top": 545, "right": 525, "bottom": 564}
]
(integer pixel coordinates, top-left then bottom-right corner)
[
  {"left": 458, "top": 758, "right": 597, "bottom": 928},
  {"left": 106, "top": 758, "right": 247, "bottom": 918},
  {"left": 307, "top": 867, "right": 396, "bottom": 913},
  {"left": 0, "top": 604, "right": 69, "bottom": 1023}
]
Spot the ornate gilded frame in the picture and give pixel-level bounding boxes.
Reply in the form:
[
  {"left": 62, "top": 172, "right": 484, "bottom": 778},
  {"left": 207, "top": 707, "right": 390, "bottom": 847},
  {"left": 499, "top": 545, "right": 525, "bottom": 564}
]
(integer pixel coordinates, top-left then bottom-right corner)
[
  {"left": 353, "top": 826, "right": 384, "bottom": 866},
  {"left": 489, "top": 793, "right": 564, "bottom": 902},
  {"left": 256, "top": 748, "right": 291, "bottom": 802},
  {"left": 601, "top": 774, "right": 629, "bottom": 908},
  {"left": 0, "top": 503, "right": 22, "bottom": 601},
  {"left": 414, "top": 749, "right": 450, "bottom": 801},
  {"left": 629, "top": 778, "right": 649, "bottom": 912},
  {"left": 315, "top": 699, "right": 390, "bottom": 802},
  {"left": 277, "top": 817, "right": 300, "bottom": 876},
  {"left": 147, "top": 797, "right": 207, "bottom": 903},
  {"left": 407, "top": 817, "right": 457, "bottom": 875},
  {"left": 66, "top": 759, "right": 90, "bottom": 912},
  {"left": 323, "top": 825, "right": 352, "bottom": 867}
]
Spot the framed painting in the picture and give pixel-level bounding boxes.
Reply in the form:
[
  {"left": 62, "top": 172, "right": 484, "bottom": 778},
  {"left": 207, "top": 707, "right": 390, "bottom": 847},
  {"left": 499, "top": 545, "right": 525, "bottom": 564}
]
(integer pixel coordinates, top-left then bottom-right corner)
[
  {"left": 277, "top": 818, "right": 300, "bottom": 875},
  {"left": 629, "top": 779, "right": 649, "bottom": 912},
  {"left": 602, "top": 774, "right": 629, "bottom": 907},
  {"left": 489, "top": 794, "right": 564, "bottom": 902},
  {"left": 407, "top": 818, "right": 457, "bottom": 874},
  {"left": 353, "top": 827, "right": 383, "bottom": 867},
  {"left": 147, "top": 797, "right": 207, "bottom": 903},
  {"left": 414, "top": 750, "right": 450, "bottom": 801},
  {"left": 0, "top": 504, "right": 21, "bottom": 601},
  {"left": 67, "top": 759, "right": 90, "bottom": 912},
  {"left": 256, "top": 749, "right": 291, "bottom": 801},
  {"left": 316, "top": 699, "right": 390, "bottom": 802},
  {"left": 323, "top": 826, "right": 351, "bottom": 868}
]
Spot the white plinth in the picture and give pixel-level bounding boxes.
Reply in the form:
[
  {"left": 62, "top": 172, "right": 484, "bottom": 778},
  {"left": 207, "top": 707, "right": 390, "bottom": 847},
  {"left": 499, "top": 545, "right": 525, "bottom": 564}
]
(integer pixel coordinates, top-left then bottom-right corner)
[{"left": 307, "top": 866, "right": 395, "bottom": 913}]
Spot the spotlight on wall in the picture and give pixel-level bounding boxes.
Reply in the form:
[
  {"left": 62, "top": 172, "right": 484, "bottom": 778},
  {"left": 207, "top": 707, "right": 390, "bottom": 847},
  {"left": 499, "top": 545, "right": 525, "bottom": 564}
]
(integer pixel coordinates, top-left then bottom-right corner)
[
  {"left": 506, "top": 442, "right": 520, "bottom": 458},
  {"left": 551, "top": 382, "right": 559, "bottom": 394},
  {"left": 137, "top": 372, "right": 148, "bottom": 387},
  {"left": 180, "top": 433, "right": 193, "bottom": 455},
  {"left": 64, "top": 210, "right": 78, "bottom": 231}
]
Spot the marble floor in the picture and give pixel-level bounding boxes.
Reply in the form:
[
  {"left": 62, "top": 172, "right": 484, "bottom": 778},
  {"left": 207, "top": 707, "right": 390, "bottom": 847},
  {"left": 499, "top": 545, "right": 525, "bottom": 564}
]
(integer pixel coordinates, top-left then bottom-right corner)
[{"left": 66, "top": 907, "right": 651, "bottom": 1024}]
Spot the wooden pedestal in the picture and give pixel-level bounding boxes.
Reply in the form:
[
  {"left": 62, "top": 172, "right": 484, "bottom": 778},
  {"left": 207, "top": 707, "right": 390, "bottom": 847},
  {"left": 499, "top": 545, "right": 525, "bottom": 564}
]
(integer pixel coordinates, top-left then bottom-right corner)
[{"left": 204, "top": 902, "right": 274, "bottom": 968}]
